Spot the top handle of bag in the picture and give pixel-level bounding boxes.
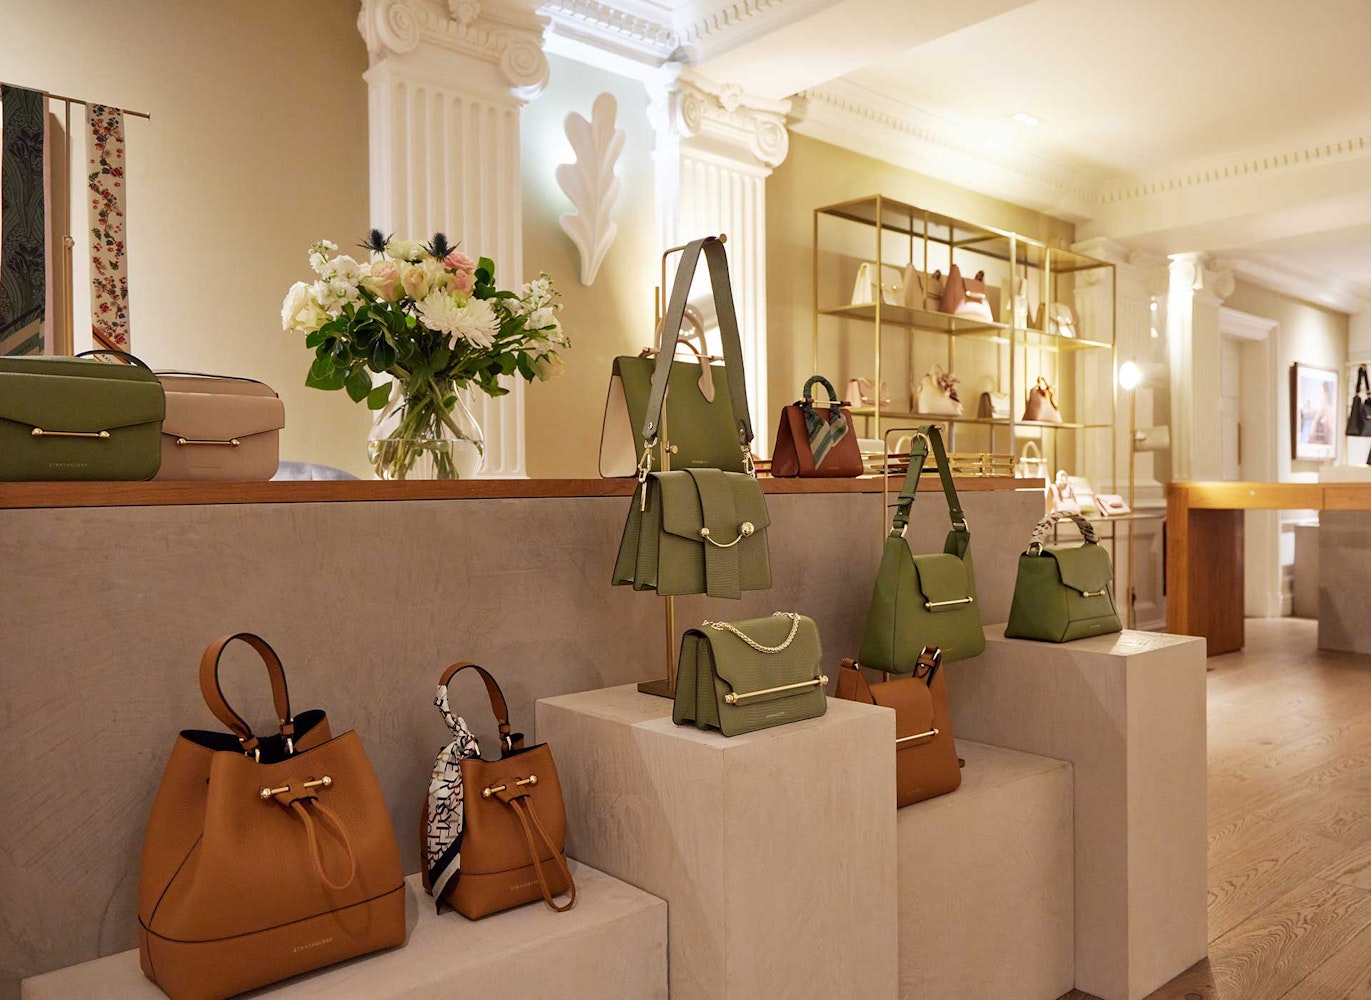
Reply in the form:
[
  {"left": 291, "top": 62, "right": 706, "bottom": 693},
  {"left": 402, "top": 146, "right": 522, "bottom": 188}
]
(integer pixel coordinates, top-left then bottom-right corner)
[
  {"left": 199, "top": 633, "right": 295, "bottom": 758},
  {"left": 438, "top": 662, "right": 520, "bottom": 752},
  {"left": 802, "top": 375, "right": 844, "bottom": 408},
  {"left": 1027, "top": 510, "right": 1098, "bottom": 554},
  {"left": 640, "top": 235, "right": 753, "bottom": 469},
  {"left": 75, "top": 348, "right": 153, "bottom": 370},
  {"left": 1357, "top": 365, "right": 1370, "bottom": 397},
  {"left": 891, "top": 425, "right": 967, "bottom": 540}
]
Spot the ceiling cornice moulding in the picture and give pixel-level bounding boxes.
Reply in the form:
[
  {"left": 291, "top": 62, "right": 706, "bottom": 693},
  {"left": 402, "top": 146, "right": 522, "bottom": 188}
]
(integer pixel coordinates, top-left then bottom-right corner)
[
  {"left": 540, "top": 0, "right": 679, "bottom": 65},
  {"left": 790, "top": 80, "right": 1099, "bottom": 223},
  {"left": 1228, "top": 255, "right": 1369, "bottom": 315}
]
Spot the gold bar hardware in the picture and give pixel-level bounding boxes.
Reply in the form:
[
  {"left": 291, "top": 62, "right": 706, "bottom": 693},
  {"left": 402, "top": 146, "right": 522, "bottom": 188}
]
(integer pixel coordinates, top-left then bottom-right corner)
[
  {"left": 258, "top": 775, "right": 332, "bottom": 800},
  {"left": 31, "top": 427, "right": 109, "bottom": 439},
  {"left": 699, "top": 521, "right": 755, "bottom": 548},
  {"left": 923, "top": 597, "right": 974, "bottom": 610},
  {"left": 176, "top": 437, "right": 241, "bottom": 447},
  {"left": 896, "top": 728, "right": 939, "bottom": 745},
  {"left": 724, "top": 675, "right": 828, "bottom": 705},
  {"left": 482, "top": 774, "right": 538, "bottom": 798},
  {"left": 1081, "top": 589, "right": 1107, "bottom": 598}
]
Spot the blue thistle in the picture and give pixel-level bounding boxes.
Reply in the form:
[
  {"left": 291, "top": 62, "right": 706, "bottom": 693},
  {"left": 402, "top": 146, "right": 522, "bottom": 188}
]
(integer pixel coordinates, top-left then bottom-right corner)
[
  {"left": 425, "top": 232, "right": 454, "bottom": 259},
  {"left": 360, "top": 228, "right": 391, "bottom": 255}
]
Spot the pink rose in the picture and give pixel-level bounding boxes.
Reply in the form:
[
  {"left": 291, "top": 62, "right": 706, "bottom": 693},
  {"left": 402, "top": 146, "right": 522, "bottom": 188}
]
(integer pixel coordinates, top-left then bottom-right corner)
[
  {"left": 445, "top": 251, "right": 477, "bottom": 276},
  {"left": 446, "top": 268, "right": 475, "bottom": 294},
  {"left": 364, "top": 260, "right": 404, "bottom": 303}
]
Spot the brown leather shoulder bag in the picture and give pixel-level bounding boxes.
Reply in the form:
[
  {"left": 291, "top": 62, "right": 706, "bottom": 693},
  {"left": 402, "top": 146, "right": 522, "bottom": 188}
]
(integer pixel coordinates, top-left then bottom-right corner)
[
  {"left": 835, "top": 648, "right": 961, "bottom": 807},
  {"left": 422, "top": 662, "right": 575, "bottom": 919},
  {"left": 137, "top": 634, "right": 405, "bottom": 1000}
]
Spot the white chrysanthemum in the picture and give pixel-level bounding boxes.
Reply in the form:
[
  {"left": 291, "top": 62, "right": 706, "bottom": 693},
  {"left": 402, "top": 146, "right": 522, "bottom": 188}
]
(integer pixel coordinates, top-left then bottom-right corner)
[
  {"left": 308, "top": 240, "right": 339, "bottom": 274},
  {"left": 417, "top": 291, "right": 499, "bottom": 348},
  {"left": 384, "top": 239, "right": 424, "bottom": 262},
  {"left": 311, "top": 278, "right": 361, "bottom": 317}
]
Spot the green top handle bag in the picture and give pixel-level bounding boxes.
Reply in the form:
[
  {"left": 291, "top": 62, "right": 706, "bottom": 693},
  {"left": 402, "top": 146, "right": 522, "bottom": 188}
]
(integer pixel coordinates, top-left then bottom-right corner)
[
  {"left": 859, "top": 426, "right": 985, "bottom": 670},
  {"left": 1005, "top": 511, "right": 1122, "bottom": 643}
]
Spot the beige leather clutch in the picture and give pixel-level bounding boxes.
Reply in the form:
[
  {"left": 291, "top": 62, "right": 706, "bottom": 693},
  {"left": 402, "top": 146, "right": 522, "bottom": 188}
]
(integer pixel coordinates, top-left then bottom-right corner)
[{"left": 155, "top": 372, "right": 285, "bottom": 481}]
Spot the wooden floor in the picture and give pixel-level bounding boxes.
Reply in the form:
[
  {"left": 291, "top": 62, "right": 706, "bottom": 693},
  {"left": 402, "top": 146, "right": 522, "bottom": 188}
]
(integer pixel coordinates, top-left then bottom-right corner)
[{"left": 1062, "top": 618, "right": 1371, "bottom": 1000}]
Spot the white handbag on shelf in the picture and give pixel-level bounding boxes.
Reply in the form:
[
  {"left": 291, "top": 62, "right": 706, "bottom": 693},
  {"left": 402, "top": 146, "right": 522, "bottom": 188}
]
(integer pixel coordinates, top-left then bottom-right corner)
[
  {"left": 1068, "top": 475, "right": 1098, "bottom": 516},
  {"left": 847, "top": 377, "right": 891, "bottom": 407},
  {"left": 914, "top": 364, "right": 963, "bottom": 416},
  {"left": 1014, "top": 440, "right": 1049, "bottom": 479},
  {"left": 1001, "top": 273, "right": 1030, "bottom": 329},
  {"left": 1035, "top": 302, "right": 1078, "bottom": 338},
  {"left": 851, "top": 262, "right": 904, "bottom": 306},
  {"left": 1047, "top": 470, "right": 1082, "bottom": 515}
]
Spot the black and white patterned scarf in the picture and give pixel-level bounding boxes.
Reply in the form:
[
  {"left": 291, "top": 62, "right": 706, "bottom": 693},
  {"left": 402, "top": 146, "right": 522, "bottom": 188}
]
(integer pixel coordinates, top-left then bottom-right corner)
[{"left": 425, "top": 682, "right": 481, "bottom": 903}]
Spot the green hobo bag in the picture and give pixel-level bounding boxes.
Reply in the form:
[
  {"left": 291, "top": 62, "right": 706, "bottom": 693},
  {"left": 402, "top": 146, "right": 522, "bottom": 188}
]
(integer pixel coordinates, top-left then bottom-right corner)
[
  {"left": 1005, "top": 511, "right": 1123, "bottom": 643},
  {"left": 859, "top": 426, "right": 985, "bottom": 670},
  {"left": 612, "top": 236, "right": 770, "bottom": 599},
  {"left": 673, "top": 612, "right": 827, "bottom": 737}
]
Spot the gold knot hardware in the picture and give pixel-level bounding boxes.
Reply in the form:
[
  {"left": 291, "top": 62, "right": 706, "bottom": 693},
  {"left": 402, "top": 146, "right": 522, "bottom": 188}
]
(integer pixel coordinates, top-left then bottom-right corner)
[
  {"left": 482, "top": 774, "right": 538, "bottom": 798},
  {"left": 259, "top": 775, "right": 332, "bottom": 800}
]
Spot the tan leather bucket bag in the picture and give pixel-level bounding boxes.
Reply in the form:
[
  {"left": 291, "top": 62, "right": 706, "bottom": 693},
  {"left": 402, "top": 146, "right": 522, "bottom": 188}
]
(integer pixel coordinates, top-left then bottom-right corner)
[{"left": 137, "top": 634, "right": 406, "bottom": 1000}]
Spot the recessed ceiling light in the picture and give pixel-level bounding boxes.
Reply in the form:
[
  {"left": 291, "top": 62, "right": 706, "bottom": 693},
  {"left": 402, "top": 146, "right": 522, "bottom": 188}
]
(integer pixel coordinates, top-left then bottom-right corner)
[{"left": 1011, "top": 112, "right": 1040, "bottom": 127}]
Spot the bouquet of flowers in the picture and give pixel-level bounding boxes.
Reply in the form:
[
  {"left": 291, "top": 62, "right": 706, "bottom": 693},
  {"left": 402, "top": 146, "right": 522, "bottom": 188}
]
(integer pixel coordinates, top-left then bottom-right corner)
[{"left": 282, "top": 230, "right": 566, "bottom": 479}]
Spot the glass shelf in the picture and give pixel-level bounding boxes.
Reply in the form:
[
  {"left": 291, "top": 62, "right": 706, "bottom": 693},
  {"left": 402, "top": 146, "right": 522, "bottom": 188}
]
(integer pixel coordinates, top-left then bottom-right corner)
[
  {"left": 848, "top": 408, "right": 1113, "bottom": 431},
  {"left": 818, "top": 303, "right": 1113, "bottom": 352}
]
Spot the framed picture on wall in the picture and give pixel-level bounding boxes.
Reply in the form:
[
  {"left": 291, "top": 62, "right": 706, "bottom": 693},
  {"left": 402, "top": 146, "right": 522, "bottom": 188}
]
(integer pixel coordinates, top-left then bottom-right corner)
[{"left": 1290, "top": 363, "right": 1338, "bottom": 462}]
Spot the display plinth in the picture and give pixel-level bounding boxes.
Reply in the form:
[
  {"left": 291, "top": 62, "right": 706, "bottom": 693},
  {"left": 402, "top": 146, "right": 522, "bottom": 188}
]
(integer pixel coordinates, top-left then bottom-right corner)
[
  {"left": 536, "top": 684, "right": 898, "bottom": 1000},
  {"left": 947, "top": 628, "right": 1208, "bottom": 1000},
  {"left": 898, "top": 741, "right": 1073, "bottom": 1000},
  {"left": 21, "top": 866, "right": 665, "bottom": 1000}
]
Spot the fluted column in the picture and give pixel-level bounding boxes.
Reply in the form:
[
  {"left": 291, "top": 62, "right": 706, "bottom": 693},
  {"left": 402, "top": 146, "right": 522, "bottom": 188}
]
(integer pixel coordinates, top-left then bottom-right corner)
[
  {"left": 650, "top": 69, "right": 790, "bottom": 454},
  {"left": 1167, "top": 253, "right": 1234, "bottom": 483},
  {"left": 359, "top": 0, "right": 548, "bottom": 477}
]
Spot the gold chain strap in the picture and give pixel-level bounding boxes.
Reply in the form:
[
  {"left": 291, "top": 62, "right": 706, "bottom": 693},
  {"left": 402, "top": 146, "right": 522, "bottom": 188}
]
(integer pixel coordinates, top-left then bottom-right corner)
[{"left": 702, "top": 612, "right": 802, "bottom": 653}]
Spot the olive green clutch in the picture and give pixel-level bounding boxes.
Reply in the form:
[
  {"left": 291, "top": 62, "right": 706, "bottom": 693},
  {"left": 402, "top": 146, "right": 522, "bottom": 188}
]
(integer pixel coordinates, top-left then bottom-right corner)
[
  {"left": 1005, "top": 512, "right": 1122, "bottom": 643},
  {"left": 0, "top": 355, "right": 164, "bottom": 481},
  {"left": 859, "top": 426, "right": 985, "bottom": 670},
  {"left": 673, "top": 612, "right": 827, "bottom": 737}
]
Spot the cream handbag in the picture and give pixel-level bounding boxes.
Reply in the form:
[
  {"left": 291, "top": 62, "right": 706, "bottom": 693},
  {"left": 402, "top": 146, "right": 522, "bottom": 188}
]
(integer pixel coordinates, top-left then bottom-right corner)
[
  {"left": 155, "top": 373, "right": 285, "bottom": 481},
  {"left": 1047, "top": 470, "right": 1081, "bottom": 515},
  {"left": 915, "top": 364, "right": 963, "bottom": 416},
  {"left": 903, "top": 266, "right": 944, "bottom": 312},
  {"left": 1015, "top": 440, "right": 1048, "bottom": 480},
  {"left": 1002, "top": 274, "right": 1030, "bottom": 328},
  {"left": 851, "top": 262, "right": 904, "bottom": 306},
  {"left": 1035, "top": 302, "right": 1078, "bottom": 338},
  {"left": 848, "top": 377, "right": 891, "bottom": 407}
]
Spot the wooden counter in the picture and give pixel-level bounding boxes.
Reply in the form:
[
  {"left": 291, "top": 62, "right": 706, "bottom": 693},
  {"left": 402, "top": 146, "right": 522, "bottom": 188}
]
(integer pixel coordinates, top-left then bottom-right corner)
[
  {"left": 1166, "top": 481, "right": 1371, "bottom": 654},
  {"left": 0, "top": 474, "right": 1033, "bottom": 509}
]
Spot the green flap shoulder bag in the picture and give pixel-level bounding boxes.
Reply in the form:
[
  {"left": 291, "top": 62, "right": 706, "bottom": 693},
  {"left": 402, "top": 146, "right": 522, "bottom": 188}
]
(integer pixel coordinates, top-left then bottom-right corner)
[
  {"left": 612, "top": 237, "right": 770, "bottom": 599},
  {"left": 673, "top": 612, "right": 827, "bottom": 737},
  {"left": 859, "top": 426, "right": 985, "bottom": 670},
  {"left": 1005, "top": 511, "right": 1122, "bottom": 643}
]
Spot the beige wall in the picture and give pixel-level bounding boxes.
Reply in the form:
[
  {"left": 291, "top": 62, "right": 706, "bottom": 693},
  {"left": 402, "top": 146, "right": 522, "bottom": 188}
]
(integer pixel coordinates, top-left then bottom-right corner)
[
  {"left": 521, "top": 56, "right": 658, "bottom": 479},
  {"left": 2, "top": 0, "right": 373, "bottom": 475},
  {"left": 767, "top": 133, "right": 1076, "bottom": 459}
]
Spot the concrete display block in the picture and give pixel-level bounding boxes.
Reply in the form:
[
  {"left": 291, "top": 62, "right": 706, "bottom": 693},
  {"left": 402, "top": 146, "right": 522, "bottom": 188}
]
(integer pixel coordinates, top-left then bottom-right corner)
[
  {"left": 537, "top": 685, "right": 897, "bottom": 1000},
  {"left": 947, "top": 628, "right": 1208, "bottom": 1000},
  {"left": 899, "top": 741, "right": 1073, "bottom": 1000},
  {"left": 22, "top": 865, "right": 664, "bottom": 1000}
]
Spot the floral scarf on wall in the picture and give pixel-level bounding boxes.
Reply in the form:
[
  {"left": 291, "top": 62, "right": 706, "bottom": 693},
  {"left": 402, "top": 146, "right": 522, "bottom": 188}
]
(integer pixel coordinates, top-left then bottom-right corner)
[{"left": 87, "top": 104, "right": 129, "bottom": 350}]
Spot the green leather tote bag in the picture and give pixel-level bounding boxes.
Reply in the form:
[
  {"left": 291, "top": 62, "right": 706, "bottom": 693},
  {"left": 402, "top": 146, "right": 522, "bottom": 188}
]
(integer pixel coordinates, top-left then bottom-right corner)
[
  {"left": 673, "top": 612, "right": 828, "bottom": 737},
  {"left": 1005, "top": 511, "right": 1123, "bottom": 643},
  {"left": 0, "top": 353, "right": 164, "bottom": 481},
  {"left": 613, "top": 237, "right": 770, "bottom": 598},
  {"left": 859, "top": 426, "right": 985, "bottom": 670}
]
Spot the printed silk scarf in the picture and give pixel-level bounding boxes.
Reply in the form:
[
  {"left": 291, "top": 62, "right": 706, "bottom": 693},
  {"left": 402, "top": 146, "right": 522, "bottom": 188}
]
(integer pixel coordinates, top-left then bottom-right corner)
[
  {"left": 425, "top": 681, "right": 482, "bottom": 906},
  {"left": 87, "top": 104, "right": 130, "bottom": 350},
  {"left": 0, "top": 85, "right": 49, "bottom": 356}
]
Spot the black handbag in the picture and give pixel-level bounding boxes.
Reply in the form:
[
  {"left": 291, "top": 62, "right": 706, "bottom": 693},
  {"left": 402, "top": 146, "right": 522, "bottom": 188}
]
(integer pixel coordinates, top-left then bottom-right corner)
[{"left": 1348, "top": 365, "right": 1371, "bottom": 437}]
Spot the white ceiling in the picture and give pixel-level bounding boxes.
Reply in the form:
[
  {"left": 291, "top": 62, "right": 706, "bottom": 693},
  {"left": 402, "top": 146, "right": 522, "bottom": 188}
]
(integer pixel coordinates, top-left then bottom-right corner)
[{"left": 845, "top": 0, "right": 1371, "bottom": 182}]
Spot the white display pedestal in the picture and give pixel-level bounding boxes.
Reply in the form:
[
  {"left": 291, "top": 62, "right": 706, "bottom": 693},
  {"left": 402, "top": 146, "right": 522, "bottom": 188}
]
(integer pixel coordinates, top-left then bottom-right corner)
[
  {"left": 947, "top": 628, "right": 1208, "bottom": 1000},
  {"left": 22, "top": 866, "right": 665, "bottom": 1000},
  {"left": 899, "top": 741, "right": 1074, "bottom": 1000},
  {"left": 536, "top": 685, "right": 898, "bottom": 1000}
]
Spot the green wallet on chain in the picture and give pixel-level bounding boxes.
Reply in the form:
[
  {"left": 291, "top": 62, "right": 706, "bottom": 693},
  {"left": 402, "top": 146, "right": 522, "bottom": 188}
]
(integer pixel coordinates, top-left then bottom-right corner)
[
  {"left": 1005, "top": 511, "right": 1123, "bottom": 643},
  {"left": 673, "top": 612, "right": 828, "bottom": 737},
  {"left": 860, "top": 425, "right": 985, "bottom": 670},
  {"left": 0, "top": 354, "right": 164, "bottom": 481}
]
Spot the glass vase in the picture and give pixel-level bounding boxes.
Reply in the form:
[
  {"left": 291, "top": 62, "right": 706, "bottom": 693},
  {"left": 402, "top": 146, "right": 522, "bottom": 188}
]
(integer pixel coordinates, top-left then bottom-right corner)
[{"left": 367, "top": 379, "right": 485, "bottom": 480}]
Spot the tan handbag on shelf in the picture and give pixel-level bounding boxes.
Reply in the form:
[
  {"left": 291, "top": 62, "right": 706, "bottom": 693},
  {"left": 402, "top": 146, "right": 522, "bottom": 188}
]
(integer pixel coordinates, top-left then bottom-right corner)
[
  {"left": 914, "top": 364, "right": 964, "bottom": 416},
  {"left": 847, "top": 377, "right": 891, "bottom": 408},
  {"left": 902, "top": 266, "right": 944, "bottom": 312},
  {"left": 1015, "top": 440, "right": 1048, "bottom": 479},
  {"left": 1035, "top": 302, "right": 1078, "bottom": 338},
  {"left": 138, "top": 634, "right": 405, "bottom": 1000},
  {"left": 940, "top": 264, "right": 995, "bottom": 323},
  {"left": 155, "top": 372, "right": 285, "bottom": 481},
  {"left": 851, "top": 261, "right": 904, "bottom": 306},
  {"left": 422, "top": 663, "right": 574, "bottom": 919},
  {"left": 977, "top": 389, "right": 1010, "bottom": 420},
  {"left": 835, "top": 648, "right": 960, "bottom": 807},
  {"left": 1024, "top": 376, "right": 1063, "bottom": 423}
]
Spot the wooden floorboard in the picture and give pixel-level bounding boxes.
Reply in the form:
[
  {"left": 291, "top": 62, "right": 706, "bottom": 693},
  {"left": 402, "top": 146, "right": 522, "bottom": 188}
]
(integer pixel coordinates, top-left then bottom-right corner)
[{"left": 1062, "top": 618, "right": 1371, "bottom": 1000}]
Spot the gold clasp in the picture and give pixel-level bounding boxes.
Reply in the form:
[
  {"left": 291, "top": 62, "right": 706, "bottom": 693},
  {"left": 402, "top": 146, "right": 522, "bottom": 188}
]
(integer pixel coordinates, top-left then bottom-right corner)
[
  {"left": 175, "top": 437, "right": 241, "bottom": 447},
  {"left": 699, "top": 521, "right": 755, "bottom": 547},
  {"left": 482, "top": 774, "right": 538, "bottom": 798},
  {"left": 723, "top": 675, "right": 827, "bottom": 705},
  {"left": 895, "top": 728, "right": 939, "bottom": 745},
  {"left": 31, "top": 427, "right": 110, "bottom": 439},
  {"left": 259, "top": 775, "right": 332, "bottom": 800},
  {"left": 923, "top": 597, "right": 974, "bottom": 610}
]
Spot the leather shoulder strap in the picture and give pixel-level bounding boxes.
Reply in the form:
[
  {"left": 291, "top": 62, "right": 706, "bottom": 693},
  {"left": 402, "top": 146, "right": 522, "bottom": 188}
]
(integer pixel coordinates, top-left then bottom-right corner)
[
  {"left": 641, "top": 237, "right": 753, "bottom": 454},
  {"left": 891, "top": 425, "right": 966, "bottom": 538},
  {"left": 199, "top": 633, "right": 294, "bottom": 753},
  {"left": 438, "top": 662, "right": 515, "bottom": 749}
]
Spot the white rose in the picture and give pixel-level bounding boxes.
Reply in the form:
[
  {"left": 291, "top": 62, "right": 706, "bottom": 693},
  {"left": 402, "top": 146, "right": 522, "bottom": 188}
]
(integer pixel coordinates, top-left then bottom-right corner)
[
  {"left": 533, "top": 353, "right": 566, "bottom": 381},
  {"left": 282, "top": 281, "right": 327, "bottom": 332},
  {"left": 384, "top": 239, "right": 424, "bottom": 262}
]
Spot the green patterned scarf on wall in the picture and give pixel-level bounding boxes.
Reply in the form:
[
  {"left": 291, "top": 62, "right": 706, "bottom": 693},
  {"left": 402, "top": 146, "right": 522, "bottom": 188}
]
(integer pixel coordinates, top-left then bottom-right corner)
[{"left": 0, "top": 85, "right": 49, "bottom": 356}]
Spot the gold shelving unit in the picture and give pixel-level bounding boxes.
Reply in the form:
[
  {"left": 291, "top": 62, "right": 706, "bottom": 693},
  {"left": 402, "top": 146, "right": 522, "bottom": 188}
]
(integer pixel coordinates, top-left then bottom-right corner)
[{"left": 812, "top": 194, "right": 1117, "bottom": 485}]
